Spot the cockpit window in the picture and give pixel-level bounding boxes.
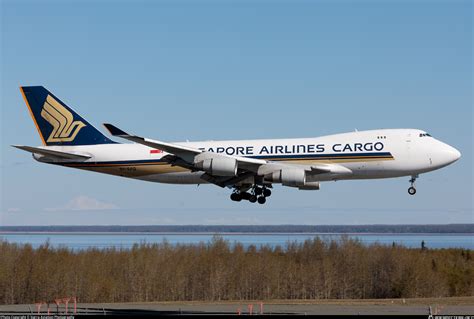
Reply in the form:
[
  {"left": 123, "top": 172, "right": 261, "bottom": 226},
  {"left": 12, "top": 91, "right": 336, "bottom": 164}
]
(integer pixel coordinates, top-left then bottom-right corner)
[{"left": 419, "top": 133, "right": 432, "bottom": 137}]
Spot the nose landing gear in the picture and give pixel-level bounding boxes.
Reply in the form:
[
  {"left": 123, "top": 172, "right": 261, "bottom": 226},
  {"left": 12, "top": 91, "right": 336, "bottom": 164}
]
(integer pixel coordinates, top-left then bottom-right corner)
[{"left": 408, "top": 175, "right": 418, "bottom": 195}]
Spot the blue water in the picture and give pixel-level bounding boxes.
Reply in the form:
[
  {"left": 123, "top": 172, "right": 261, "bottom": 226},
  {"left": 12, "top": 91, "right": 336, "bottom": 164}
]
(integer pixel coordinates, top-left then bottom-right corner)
[{"left": 0, "top": 233, "right": 472, "bottom": 250}]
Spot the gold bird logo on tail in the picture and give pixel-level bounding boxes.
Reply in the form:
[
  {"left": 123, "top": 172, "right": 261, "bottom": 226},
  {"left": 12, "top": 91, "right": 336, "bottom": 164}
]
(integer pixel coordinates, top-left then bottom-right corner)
[{"left": 41, "top": 95, "right": 86, "bottom": 142}]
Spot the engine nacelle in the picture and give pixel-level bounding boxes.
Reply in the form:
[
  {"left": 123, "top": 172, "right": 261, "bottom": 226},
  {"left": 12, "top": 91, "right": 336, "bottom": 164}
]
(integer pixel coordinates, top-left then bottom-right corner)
[
  {"left": 267, "top": 169, "right": 321, "bottom": 190},
  {"left": 281, "top": 168, "right": 306, "bottom": 187},
  {"left": 194, "top": 156, "right": 237, "bottom": 176}
]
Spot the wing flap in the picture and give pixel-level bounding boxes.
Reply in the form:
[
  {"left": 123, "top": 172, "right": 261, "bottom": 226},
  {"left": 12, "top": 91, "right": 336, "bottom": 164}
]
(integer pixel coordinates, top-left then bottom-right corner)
[
  {"left": 200, "top": 171, "right": 255, "bottom": 188},
  {"left": 309, "top": 163, "right": 352, "bottom": 176}
]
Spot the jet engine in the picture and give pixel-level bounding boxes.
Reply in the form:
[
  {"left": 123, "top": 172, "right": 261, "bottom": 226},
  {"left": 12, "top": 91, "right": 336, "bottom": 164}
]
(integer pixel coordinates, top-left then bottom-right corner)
[
  {"left": 281, "top": 168, "right": 306, "bottom": 187},
  {"left": 194, "top": 156, "right": 237, "bottom": 176},
  {"left": 267, "top": 168, "right": 321, "bottom": 190}
]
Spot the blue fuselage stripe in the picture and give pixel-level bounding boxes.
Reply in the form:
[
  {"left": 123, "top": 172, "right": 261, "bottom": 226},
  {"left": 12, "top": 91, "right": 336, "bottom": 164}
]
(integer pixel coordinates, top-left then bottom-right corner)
[{"left": 253, "top": 152, "right": 392, "bottom": 160}]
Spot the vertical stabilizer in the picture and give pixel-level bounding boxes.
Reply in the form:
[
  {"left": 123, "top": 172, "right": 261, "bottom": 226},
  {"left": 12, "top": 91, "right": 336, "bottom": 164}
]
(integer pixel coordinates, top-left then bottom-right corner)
[{"left": 20, "top": 86, "right": 115, "bottom": 146}]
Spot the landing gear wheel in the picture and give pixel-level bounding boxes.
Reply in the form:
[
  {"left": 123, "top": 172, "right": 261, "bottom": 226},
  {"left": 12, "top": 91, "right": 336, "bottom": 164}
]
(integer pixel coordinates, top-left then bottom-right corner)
[
  {"left": 254, "top": 187, "right": 263, "bottom": 195},
  {"left": 241, "top": 192, "right": 251, "bottom": 200},
  {"left": 230, "top": 193, "right": 242, "bottom": 201},
  {"left": 257, "top": 196, "right": 266, "bottom": 204},
  {"left": 408, "top": 175, "right": 418, "bottom": 196},
  {"left": 263, "top": 188, "right": 271, "bottom": 197},
  {"left": 249, "top": 195, "right": 257, "bottom": 203}
]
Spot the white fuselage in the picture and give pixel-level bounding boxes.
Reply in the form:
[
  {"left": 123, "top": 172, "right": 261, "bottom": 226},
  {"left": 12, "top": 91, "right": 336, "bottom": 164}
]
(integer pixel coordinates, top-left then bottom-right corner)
[{"left": 35, "top": 128, "right": 460, "bottom": 187}]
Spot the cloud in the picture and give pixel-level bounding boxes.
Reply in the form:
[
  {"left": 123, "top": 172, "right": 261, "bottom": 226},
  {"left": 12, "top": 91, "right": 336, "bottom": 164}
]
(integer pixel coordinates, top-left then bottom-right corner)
[
  {"left": 6, "top": 207, "right": 21, "bottom": 213},
  {"left": 45, "top": 195, "right": 119, "bottom": 211}
]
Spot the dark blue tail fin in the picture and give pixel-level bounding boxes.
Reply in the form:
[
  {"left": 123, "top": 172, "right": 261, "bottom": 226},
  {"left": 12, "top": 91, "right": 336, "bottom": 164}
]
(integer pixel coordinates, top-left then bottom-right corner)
[{"left": 20, "top": 86, "right": 116, "bottom": 146}]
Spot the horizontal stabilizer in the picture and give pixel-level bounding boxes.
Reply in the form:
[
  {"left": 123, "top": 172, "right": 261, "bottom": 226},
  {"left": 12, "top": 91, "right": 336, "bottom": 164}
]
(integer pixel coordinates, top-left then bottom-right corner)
[{"left": 12, "top": 145, "right": 91, "bottom": 160}]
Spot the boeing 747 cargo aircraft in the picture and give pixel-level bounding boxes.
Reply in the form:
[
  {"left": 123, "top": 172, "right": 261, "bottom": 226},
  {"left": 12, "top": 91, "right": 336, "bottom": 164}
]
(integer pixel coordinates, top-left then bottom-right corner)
[{"left": 14, "top": 86, "right": 461, "bottom": 204}]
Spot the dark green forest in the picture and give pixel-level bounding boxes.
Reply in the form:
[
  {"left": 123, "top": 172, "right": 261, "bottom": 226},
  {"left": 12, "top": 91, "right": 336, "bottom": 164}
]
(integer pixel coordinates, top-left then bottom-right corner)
[{"left": 0, "top": 236, "right": 472, "bottom": 304}]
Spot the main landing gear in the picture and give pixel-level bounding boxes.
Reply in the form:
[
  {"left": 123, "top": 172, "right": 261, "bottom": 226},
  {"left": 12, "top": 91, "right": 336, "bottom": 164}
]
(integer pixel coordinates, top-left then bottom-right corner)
[
  {"left": 408, "top": 175, "right": 418, "bottom": 195},
  {"left": 230, "top": 185, "right": 272, "bottom": 204}
]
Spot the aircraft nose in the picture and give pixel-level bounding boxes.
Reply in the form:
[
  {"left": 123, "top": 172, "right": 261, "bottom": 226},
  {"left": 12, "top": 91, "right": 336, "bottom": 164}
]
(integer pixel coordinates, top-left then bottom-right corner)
[{"left": 443, "top": 144, "right": 461, "bottom": 164}]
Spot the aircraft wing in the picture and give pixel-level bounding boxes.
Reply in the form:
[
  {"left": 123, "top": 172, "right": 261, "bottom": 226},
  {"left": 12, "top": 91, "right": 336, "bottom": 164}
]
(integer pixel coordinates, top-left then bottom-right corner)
[
  {"left": 103, "top": 123, "right": 351, "bottom": 188},
  {"left": 12, "top": 145, "right": 91, "bottom": 160},
  {"left": 103, "top": 123, "right": 267, "bottom": 170}
]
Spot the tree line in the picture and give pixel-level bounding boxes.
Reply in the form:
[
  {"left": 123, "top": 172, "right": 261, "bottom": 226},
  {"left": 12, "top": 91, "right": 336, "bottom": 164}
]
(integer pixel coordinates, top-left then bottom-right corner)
[{"left": 0, "top": 236, "right": 471, "bottom": 304}]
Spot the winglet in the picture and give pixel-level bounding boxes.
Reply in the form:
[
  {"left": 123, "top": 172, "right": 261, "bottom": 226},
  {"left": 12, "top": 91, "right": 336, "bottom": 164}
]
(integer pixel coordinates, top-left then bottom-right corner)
[{"left": 103, "top": 123, "right": 129, "bottom": 137}]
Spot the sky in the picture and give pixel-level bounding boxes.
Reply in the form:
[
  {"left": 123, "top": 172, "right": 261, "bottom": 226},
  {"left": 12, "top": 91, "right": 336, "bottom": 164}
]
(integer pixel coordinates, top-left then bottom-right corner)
[{"left": 1, "top": 0, "right": 472, "bottom": 226}]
